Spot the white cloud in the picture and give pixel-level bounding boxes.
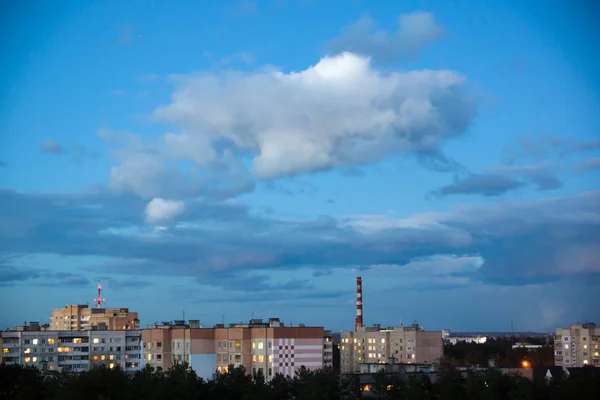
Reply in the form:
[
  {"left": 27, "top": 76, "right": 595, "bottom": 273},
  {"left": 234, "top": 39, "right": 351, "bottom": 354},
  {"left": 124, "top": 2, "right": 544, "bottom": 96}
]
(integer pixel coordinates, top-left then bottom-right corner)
[
  {"left": 154, "top": 52, "right": 474, "bottom": 179},
  {"left": 144, "top": 198, "right": 185, "bottom": 224}
]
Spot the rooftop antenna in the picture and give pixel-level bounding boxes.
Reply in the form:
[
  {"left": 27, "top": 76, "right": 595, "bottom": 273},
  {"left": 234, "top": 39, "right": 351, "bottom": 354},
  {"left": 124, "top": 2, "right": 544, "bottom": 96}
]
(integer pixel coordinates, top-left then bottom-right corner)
[{"left": 94, "top": 281, "right": 106, "bottom": 308}]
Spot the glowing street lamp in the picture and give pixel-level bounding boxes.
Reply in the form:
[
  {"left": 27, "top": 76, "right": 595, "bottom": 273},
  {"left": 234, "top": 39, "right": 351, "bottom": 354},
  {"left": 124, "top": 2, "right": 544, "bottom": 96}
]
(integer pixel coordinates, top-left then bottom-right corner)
[{"left": 521, "top": 360, "right": 530, "bottom": 368}]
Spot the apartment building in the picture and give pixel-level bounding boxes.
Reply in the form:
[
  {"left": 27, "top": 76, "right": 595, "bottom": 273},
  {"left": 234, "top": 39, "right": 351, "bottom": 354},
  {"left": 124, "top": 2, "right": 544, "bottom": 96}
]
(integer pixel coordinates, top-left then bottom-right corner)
[
  {"left": 1, "top": 327, "right": 142, "bottom": 373},
  {"left": 555, "top": 323, "right": 600, "bottom": 368},
  {"left": 340, "top": 324, "right": 443, "bottom": 374},
  {"left": 50, "top": 304, "right": 139, "bottom": 331},
  {"left": 142, "top": 318, "right": 324, "bottom": 380}
]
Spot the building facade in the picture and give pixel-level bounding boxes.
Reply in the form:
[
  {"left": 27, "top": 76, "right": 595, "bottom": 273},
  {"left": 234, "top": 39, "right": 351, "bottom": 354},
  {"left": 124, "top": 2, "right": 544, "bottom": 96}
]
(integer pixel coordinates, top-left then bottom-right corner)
[
  {"left": 50, "top": 304, "right": 139, "bottom": 331},
  {"left": 1, "top": 328, "right": 142, "bottom": 373},
  {"left": 142, "top": 318, "right": 324, "bottom": 380},
  {"left": 555, "top": 323, "right": 600, "bottom": 368},
  {"left": 340, "top": 324, "right": 443, "bottom": 374},
  {"left": 323, "top": 330, "right": 333, "bottom": 368}
]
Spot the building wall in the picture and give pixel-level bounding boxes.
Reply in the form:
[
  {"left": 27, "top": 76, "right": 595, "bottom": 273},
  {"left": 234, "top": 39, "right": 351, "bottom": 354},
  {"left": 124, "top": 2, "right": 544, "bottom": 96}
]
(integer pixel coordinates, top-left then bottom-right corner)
[
  {"left": 142, "top": 323, "right": 324, "bottom": 380},
  {"left": 340, "top": 326, "right": 443, "bottom": 374},
  {"left": 50, "top": 305, "right": 139, "bottom": 331},
  {"left": 1, "top": 329, "right": 142, "bottom": 373},
  {"left": 555, "top": 323, "right": 600, "bottom": 368}
]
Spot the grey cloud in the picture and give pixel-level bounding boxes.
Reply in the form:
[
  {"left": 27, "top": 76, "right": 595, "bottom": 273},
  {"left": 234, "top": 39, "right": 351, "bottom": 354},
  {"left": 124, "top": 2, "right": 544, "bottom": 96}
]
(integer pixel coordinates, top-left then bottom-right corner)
[
  {"left": 0, "top": 189, "right": 598, "bottom": 291},
  {"left": 432, "top": 173, "right": 525, "bottom": 197},
  {"left": 504, "top": 135, "right": 600, "bottom": 164},
  {"left": 325, "top": 12, "right": 444, "bottom": 63},
  {"left": 40, "top": 140, "right": 64, "bottom": 154},
  {"left": 0, "top": 260, "right": 89, "bottom": 287},
  {"left": 573, "top": 157, "right": 600, "bottom": 172},
  {"left": 432, "top": 165, "right": 562, "bottom": 198}
]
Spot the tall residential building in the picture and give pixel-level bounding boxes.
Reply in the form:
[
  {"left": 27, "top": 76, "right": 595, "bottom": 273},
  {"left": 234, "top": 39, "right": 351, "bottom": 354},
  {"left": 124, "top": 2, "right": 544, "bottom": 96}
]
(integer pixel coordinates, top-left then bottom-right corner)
[
  {"left": 339, "top": 324, "right": 443, "bottom": 374},
  {"left": 555, "top": 323, "right": 600, "bottom": 368},
  {"left": 50, "top": 304, "right": 139, "bottom": 331},
  {"left": 1, "top": 327, "right": 142, "bottom": 373},
  {"left": 142, "top": 318, "right": 324, "bottom": 380}
]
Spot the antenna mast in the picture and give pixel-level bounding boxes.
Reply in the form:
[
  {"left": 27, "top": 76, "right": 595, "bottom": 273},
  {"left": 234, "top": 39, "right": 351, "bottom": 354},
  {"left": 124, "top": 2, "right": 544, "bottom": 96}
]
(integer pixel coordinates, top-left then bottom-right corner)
[{"left": 94, "top": 281, "right": 106, "bottom": 308}]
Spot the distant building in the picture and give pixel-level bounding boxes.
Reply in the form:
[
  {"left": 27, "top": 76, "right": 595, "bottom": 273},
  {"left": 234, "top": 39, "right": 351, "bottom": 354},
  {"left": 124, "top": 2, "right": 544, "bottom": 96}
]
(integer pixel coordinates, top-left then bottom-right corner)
[
  {"left": 446, "top": 336, "right": 488, "bottom": 345},
  {"left": 555, "top": 323, "right": 600, "bottom": 367},
  {"left": 142, "top": 318, "right": 325, "bottom": 380},
  {"left": 512, "top": 342, "right": 543, "bottom": 351},
  {"left": 339, "top": 323, "right": 443, "bottom": 374},
  {"left": 50, "top": 304, "right": 139, "bottom": 331},
  {"left": 1, "top": 327, "right": 142, "bottom": 373}
]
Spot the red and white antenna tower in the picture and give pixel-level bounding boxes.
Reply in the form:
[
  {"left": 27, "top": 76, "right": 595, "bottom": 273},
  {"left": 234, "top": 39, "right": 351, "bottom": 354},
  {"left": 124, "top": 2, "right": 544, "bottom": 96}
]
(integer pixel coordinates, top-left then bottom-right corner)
[{"left": 94, "top": 281, "right": 106, "bottom": 308}]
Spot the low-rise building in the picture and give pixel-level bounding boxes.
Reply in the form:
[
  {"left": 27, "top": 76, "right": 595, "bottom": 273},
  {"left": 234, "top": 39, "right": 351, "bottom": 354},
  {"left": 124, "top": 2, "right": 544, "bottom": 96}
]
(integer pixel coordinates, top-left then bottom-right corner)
[
  {"left": 340, "top": 323, "right": 443, "bottom": 374},
  {"left": 1, "top": 327, "right": 142, "bottom": 373},
  {"left": 142, "top": 318, "right": 324, "bottom": 380},
  {"left": 555, "top": 323, "right": 600, "bottom": 368}
]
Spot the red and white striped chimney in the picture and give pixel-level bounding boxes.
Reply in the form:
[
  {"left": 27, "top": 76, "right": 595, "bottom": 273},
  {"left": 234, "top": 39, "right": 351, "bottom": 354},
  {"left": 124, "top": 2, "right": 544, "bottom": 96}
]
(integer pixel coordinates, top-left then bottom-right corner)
[{"left": 355, "top": 276, "right": 363, "bottom": 331}]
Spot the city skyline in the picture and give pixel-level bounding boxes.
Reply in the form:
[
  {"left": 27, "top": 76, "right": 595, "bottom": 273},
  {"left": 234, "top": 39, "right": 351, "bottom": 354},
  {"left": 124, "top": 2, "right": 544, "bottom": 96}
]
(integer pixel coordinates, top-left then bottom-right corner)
[{"left": 1, "top": 0, "right": 599, "bottom": 332}]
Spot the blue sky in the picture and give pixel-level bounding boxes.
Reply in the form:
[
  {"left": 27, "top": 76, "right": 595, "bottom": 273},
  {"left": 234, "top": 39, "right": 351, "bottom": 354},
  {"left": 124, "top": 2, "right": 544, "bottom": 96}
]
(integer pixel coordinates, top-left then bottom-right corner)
[{"left": 1, "top": 0, "right": 599, "bottom": 332}]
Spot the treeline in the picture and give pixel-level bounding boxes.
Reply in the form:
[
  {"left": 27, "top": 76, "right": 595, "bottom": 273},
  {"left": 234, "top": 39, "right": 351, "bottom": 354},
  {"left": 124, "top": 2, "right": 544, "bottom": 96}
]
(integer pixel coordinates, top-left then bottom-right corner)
[
  {"left": 444, "top": 338, "right": 554, "bottom": 367},
  {"left": 1, "top": 362, "right": 599, "bottom": 400}
]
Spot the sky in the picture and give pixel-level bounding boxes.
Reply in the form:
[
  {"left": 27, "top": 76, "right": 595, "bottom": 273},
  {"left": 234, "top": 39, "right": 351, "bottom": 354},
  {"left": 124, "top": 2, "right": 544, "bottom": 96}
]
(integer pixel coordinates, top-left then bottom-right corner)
[{"left": 1, "top": 0, "right": 599, "bottom": 333}]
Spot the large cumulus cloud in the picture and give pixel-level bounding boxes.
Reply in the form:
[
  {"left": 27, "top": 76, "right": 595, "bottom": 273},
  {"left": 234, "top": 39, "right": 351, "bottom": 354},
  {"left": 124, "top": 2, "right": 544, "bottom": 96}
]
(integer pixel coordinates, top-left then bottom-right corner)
[{"left": 136, "top": 52, "right": 475, "bottom": 184}]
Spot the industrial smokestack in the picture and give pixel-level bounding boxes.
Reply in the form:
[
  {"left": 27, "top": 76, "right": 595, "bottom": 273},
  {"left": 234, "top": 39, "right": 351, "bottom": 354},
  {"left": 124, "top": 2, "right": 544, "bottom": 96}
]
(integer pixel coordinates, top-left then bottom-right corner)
[{"left": 355, "top": 276, "right": 363, "bottom": 331}]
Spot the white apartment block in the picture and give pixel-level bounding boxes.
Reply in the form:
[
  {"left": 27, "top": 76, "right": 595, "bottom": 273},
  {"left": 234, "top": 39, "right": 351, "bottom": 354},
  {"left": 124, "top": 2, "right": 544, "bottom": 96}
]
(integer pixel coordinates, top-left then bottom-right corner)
[
  {"left": 1, "top": 329, "right": 143, "bottom": 373},
  {"left": 340, "top": 324, "right": 443, "bottom": 374},
  {"left": 555, "top": 323, "right": 600, "bottom": 368}
]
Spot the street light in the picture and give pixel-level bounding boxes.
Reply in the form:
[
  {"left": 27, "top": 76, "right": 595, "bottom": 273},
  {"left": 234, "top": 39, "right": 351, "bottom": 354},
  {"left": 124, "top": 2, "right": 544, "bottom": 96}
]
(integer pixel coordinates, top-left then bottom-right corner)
[{"left": 521, "top": 360, "right": 530, "bottom": 368}]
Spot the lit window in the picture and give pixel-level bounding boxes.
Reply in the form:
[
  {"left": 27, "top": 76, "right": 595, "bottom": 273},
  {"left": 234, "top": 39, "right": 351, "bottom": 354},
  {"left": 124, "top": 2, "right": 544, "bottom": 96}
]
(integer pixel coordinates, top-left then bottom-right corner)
[
  {"left": 93, "top": 355, "right": 99, "bottom": 361},
  {"left": 594, "top": 352, "right": 599, "bottom": 357},
  {"left": 564, "top": 344, "right": 569, "bottom": 349},
  {"left": 109, "top": 355, "right": 114, "bottom": 360},
  {"left": 24, "top": 357, "right": 31, "bottom": 363},
  {"left": 49, "top": 365, "right": 54, "bottom": 370},
  {"left": 258, "top": 342, "right": 264, "bottom": 350},
  {"left": 57, "top": 347, "right": 72, "bottom": 353},
  {"left": 146, "top": 354, "right": 152, "bottom": 361},
  {"left": 253, "top": 355, "right": 257, "bottom": 362},
  {"left": 32, "top": 357, "right": 37, "bottom": 362},
  {"left": 381, "top": 338, "right": 386, "bottom": 344},
  {"left": 258, "top": 355, "right": 264, "bottom": 362},
  {"left": 101, "top": 355, "right": 106, "bottom": 361},
  {"left": 583, "top": 345, "right": 588, "bottom": 349},
  {"left": 252, "top": 342, "right": 256, "bottom": 349},
  {"left": 93, "top": 338, "right": 100, "bottom": 344},
  {"left": 109, "top": 363, "right": 115, "bottom": 369},
  {"left": 583, "top": 360, "right": 589, "bottom": 365},
  {"left": 2, "top": 348, "right": 8, "bottom": 354},
  {"left": 48, "top": 339, "right": 55, "bottom": 344},
  {"left": 268, "top": 355, "right": 272, "bottom": 363},
  {"left": 32, "top": 339, "right": 39, "bottom": 345},
  {"left": 74, "top": 338, "right": 82, "bottom": 344},
  {"left": 24, "top": 348, "right": 31, "bottom": 354}
]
